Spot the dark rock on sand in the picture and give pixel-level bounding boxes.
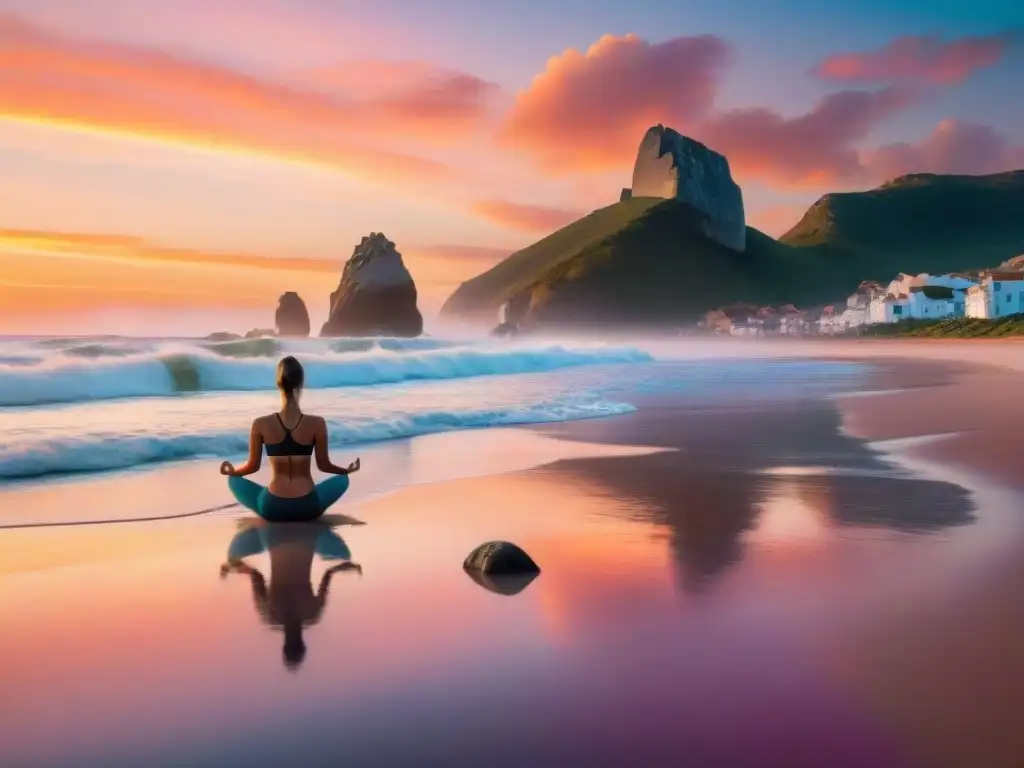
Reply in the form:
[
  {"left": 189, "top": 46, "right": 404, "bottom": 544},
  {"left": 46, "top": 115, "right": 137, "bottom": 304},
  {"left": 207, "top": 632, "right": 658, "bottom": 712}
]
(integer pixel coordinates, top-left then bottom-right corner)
[{"left": 463, "top": 541, "right": 540, "bottom": 575}]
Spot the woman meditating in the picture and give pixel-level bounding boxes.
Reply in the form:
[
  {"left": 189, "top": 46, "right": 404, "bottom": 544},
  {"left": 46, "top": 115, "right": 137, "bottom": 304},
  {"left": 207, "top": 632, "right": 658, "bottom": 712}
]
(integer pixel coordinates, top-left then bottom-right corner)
[{"left": 221, "top": 356, "right": 360, "bottom": 522}]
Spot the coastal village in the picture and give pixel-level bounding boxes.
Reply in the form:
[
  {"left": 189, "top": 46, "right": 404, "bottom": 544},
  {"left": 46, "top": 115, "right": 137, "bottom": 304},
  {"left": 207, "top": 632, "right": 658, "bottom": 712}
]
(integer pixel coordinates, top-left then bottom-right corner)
[{"left": 701, "top": 261, "right": 1024, "bottom": 337}]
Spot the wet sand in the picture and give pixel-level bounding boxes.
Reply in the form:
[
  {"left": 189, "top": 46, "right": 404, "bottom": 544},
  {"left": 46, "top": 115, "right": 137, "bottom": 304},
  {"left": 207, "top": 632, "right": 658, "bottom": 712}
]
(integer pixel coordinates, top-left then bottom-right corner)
[{"left": 2, "top": 354, "right": 1023, "bottom": 767}]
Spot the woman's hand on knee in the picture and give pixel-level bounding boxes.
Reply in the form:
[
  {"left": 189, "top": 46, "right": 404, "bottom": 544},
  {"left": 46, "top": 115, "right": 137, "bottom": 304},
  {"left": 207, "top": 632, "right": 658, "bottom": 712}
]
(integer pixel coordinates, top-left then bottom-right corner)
[
  {"left": 346, "top": 458, "right": 360, "bottom": 474},
  {"left": 220, "top": 461, "right": 236, "bottom": 476}
]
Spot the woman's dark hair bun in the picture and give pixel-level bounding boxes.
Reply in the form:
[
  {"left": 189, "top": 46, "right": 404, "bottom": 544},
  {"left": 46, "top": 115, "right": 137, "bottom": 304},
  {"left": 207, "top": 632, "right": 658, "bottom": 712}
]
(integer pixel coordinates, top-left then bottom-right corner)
[{"left": 276, "top": 356, "right": 305, "bottom": 398}]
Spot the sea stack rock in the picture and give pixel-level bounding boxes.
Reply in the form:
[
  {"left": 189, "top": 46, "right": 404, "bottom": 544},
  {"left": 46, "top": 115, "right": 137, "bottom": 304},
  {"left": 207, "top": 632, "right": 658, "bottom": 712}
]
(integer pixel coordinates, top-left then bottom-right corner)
[
  {"left": 630, "top": 125, "right": 746, "bottom": 252},
  {"left": 275, "top": 292, "right": 311, "bottom": 337},
  {"left": 320, "top": 233, "right": 423, "bottom": 338}
]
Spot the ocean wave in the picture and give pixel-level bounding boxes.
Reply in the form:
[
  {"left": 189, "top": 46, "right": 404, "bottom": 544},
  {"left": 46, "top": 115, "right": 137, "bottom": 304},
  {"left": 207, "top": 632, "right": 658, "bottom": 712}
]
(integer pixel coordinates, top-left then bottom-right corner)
[
  {"left": 35, "top": 335, "right": 130, "bottom": 349},
  {"left": 203, "top": 338, "right": 280, "bottom": 358},
  {"left": 0, "top": 398, "right": 637, "bottom": 479},
  {"left": 329, "top": 338, "right": 455, "bottom": 354},
  {"left": 0, "top": 342, "right": 654, "bottom": 407},
  {"left": 33, "top": 336, "right": 455, "bottom": 360}
]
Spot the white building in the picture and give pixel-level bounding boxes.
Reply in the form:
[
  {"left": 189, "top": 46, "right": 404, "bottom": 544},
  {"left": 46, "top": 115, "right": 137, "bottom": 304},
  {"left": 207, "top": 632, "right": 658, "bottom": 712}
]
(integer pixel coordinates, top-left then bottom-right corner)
[
  {"left": 906, "top": 285, "right": 959, "bottom": 320},
  {"left": 965, "top": 284, "right": 988, "bottom": 318},
  {"left": 885, "top": 273, "right": 918, "bottom": 297},
  {"left": 840, "top": 281, "right": 885, "bottom": 330},
  {"left": 868, "top": 293, "right": 910, "bottom": 324},
  {"left": 965, "top": 272, "right": 1024, "bottom": 319},
  {"left": 779, "top": 310, "right": 804, "bottom": 336},
  {"left": 840, "top": 305, "right": 870, "bottom": 329},
  {"left": 889, "top": 274, "right": 973, "bottom": 319},
  {"left": 728, "top": 316, "right": 761, "bottom": 337},
  {"left": 817, "top": 306, "right": 842, "bottom": 334},
  {"left": 864, "top": 273, "right": 976, "bottom": 324}
]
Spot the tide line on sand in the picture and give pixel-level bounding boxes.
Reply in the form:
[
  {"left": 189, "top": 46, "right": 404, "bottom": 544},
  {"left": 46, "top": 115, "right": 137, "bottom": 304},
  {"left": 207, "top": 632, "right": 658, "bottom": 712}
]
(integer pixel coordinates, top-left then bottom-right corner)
[{"left": 0, "top": 501, "right": 239, "bottom": 530}]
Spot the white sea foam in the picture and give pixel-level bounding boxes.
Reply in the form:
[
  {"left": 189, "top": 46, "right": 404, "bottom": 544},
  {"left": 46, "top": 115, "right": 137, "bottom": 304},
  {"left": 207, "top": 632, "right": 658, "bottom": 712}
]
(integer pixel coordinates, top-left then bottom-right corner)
[
  {"left": 0, "top": 340, "right": 653, "bottom": 407},
  {"left": 0, "top": 398, "right": 637, "bottom": 479}
]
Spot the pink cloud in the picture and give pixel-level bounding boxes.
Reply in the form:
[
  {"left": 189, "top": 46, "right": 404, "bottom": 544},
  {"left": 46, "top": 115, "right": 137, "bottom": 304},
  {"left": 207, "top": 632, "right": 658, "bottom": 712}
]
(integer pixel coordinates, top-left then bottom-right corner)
[
  {"left": 495, "top": 32, "right": 924, "bottom": 189},
  {"left": 696, "top": 87, "right": 917, "bottom": 187},
  {"left": 498, "top": 33, "right": 730, "bottom": 174},
  {"left": 865, "top": 119, "right": 1024, "bottom": 179},
  {"left": 814, "top": 33, "right": 1014, "bottom": 85},
  {"left": 300, "top": 60, "right": 500, "bottom": 137},
  {"left": 470, "top": 200, "right": 586, "bottom": 233}
]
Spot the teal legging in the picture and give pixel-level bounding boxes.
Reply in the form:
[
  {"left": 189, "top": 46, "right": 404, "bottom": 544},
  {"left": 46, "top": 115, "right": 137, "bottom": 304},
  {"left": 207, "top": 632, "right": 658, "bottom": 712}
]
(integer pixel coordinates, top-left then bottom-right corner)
[{"left": 228, "top": 474, "right": 350, "bottom": 522}]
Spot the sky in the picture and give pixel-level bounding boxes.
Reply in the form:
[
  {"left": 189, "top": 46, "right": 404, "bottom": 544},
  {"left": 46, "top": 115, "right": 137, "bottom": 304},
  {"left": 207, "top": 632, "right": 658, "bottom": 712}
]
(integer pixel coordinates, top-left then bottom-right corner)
[{"left": 1, "top": 0, "right": 1022, "bottom": 334}]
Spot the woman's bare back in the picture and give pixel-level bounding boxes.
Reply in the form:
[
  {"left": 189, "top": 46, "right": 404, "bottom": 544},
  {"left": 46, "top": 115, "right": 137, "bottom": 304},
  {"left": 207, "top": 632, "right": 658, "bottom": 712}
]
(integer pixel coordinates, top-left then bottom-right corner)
[{"left": 258, "top": 412, "right": 322, "bottom": 498}]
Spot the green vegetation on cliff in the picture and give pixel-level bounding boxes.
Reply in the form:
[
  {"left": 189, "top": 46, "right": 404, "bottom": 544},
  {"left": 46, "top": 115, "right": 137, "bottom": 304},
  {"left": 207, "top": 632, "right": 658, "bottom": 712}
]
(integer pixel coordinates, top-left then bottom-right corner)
[
  {"left": 445, "top": 197, "right": 830, "bottom": 327},
  {"left": 442, "top": 171, "right": 1024, "bottom": 328},
  {"left": 781, "top": 171, "right": 1024, "bottom": 269},
  {"left": 443, "top": 197, "right": 666, "bottom": 318},
  {"left": 855, "top": 315, "right": 1024, "bottom": 338}
]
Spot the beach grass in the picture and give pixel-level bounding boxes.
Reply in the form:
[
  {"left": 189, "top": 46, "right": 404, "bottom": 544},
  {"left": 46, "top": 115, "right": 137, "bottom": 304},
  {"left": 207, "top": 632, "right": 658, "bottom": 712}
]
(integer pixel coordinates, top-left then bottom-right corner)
[{"left": 854, "top": 315, "right": 1024, "bottom": 338}]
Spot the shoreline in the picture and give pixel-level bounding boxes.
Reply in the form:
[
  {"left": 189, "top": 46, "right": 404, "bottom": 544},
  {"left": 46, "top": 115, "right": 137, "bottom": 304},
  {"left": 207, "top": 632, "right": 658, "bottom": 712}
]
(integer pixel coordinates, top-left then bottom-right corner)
[
  {"left": 2, "top": 349, "right": 1015, "bottom": 525},
  {"left": 2, "top": 352, "right": 1023, "bottom": 766}
]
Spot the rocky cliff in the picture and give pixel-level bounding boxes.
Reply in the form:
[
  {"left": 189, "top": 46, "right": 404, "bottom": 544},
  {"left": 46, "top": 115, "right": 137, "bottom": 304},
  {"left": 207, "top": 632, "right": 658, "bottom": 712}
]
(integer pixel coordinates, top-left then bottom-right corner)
[
  {"left": 482, "top": 200, "right": 789, "bottom": 332},
  {"left": 274, "top": 292, "right": 310, "bottom": 337},
  {"left": 442, "top": 141, "right": 1024, "bottom": 332},
  {"left": 631, "top": 125, "right": 746, "bottom": 252},
  {"left": 320, "top": 233, "right": 423, "bottom": 337}
]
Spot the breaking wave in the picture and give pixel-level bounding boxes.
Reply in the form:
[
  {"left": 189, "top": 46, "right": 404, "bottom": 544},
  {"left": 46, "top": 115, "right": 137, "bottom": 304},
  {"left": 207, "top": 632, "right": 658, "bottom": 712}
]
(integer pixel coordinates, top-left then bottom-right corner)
[
  {"left": 0, "top": 342, "right": 653, "bottom": 407},
  {"left": 0, "top": 398, "right": 637, "bottom": 479}
]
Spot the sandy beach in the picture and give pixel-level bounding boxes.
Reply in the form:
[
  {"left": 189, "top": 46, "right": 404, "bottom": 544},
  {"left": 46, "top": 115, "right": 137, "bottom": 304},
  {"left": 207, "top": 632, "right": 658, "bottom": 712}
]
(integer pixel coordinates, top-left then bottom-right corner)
[{"left": 2, "top": 344, "right": 1024, "bottom": 767}]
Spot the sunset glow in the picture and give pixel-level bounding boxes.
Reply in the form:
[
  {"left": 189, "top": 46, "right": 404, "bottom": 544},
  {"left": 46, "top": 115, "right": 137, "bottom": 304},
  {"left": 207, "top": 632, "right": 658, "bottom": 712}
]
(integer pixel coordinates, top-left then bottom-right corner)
[{"left": 1, "top": 1, "right": 1020, "bottom": 333}]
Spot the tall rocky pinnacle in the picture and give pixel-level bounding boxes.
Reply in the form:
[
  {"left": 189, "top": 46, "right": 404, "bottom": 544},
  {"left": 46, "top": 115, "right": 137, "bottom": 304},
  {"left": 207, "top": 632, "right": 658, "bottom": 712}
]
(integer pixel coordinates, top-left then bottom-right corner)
[
  {"left": 275, "top": 292, "right": 311, "bottom": 337},
  {"left": 630, "top": 125, "right": 746, "bottom": 252},
  {"left": 319, "top": 232, "right": 423, "bottom": 338}
]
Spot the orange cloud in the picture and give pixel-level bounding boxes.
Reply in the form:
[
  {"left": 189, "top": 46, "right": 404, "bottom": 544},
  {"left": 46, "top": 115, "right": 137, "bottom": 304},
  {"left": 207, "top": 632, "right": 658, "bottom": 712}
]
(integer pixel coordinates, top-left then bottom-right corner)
[
  {"left": 498, "top": 33, "right": 729, "bottom": 174},
  {"left": 864, "top": 119, "right": 1024, "bottom": 180},
  {"left": 0, "top": 14, "right": 496, "bottom": 184},
  {"left": 0, "top": 227, "right": 515, "bottom": 324},
  {"left": 0, "top": 228, "right": 339, "bottom": 318},
  {"left": 815, "top": 33, "right": 1015, "bottom": 85},
  {"left": 469, "top": 200, "right": 585, "bottom": 233},
  {"left": 0, "top": 229, "right": 339, "bottom": 273}
]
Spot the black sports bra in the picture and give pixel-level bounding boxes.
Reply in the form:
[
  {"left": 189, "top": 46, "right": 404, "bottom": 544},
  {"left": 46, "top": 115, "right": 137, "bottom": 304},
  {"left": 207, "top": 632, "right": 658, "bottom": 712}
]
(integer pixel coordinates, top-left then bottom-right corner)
[{"left": 265, "top": 414, "right": 315, "bottom": 457}]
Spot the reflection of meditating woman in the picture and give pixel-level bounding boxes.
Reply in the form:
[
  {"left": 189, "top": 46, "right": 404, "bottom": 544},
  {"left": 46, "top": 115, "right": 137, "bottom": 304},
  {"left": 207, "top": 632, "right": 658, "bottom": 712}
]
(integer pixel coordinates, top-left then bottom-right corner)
[
  {"left": 220, "top": 356, "right": 360, "bottom": 522},
  {"left": 221, "top": 521, "right": 362, "bottom": 670}
]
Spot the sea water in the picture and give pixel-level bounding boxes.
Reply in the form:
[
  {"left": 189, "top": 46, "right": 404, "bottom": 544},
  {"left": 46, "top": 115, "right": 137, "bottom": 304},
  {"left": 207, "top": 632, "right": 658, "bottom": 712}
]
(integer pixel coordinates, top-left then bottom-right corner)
[{"left": 0, "top": 334, "right": 867, "bottom": 522}]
